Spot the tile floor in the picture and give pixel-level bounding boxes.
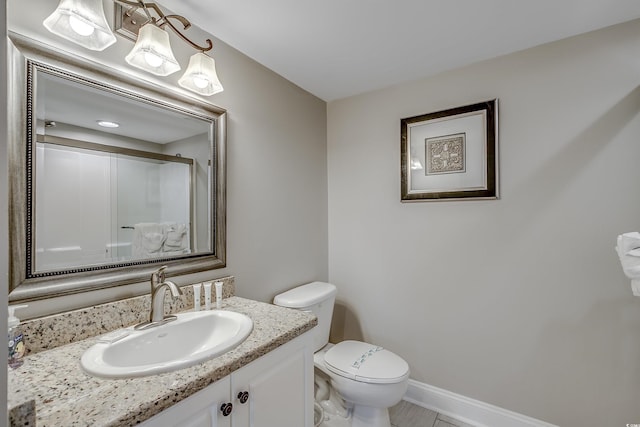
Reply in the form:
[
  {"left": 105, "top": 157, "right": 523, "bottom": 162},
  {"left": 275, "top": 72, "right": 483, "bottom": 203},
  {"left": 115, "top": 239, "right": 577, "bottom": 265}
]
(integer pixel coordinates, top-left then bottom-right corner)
[{"left": 389, "top": 400, "right": 476, "bottom": 427}]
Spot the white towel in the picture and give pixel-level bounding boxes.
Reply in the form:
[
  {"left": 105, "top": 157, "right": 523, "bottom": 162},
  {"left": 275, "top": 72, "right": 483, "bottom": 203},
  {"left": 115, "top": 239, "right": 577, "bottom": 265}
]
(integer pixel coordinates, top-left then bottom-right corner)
[
  {"left": 132, "top": 222, "right": 190, "bottom": 258},
  {"left": 616, "top": 232, "right": 640, "bottom": 296},
  {"left": 163, "top": 223, "right": 188, "bottom": 252},
  {"left": 628, "top": 248, "right": 640, "bottom": 257},
  {"left": 132, "top": 223, "right": 167, "bottom": 258},
  {"left": 618, "top": 255, "right": 640, "bottom": 274},
  {"left": 616, "top": 232, "right": 640, "bottom": 257}
]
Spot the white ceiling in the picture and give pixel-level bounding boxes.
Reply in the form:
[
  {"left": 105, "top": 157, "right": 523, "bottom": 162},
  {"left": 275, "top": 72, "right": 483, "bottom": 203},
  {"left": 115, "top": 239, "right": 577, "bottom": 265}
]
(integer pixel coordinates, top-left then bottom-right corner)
[
  {"left": 158, "top": 0, "right": 640, "bottom": 102},
  {"left": 38, "top": 71, "right": 209, "bottom": 143}
]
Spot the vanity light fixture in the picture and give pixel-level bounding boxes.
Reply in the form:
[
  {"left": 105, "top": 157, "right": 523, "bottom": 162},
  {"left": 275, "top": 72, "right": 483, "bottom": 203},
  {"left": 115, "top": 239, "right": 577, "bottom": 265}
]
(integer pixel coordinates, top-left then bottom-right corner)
[
  {"left": 178, "top": 52, "right": 223, "bottom": 96},
  {"left": 124, "top": 22, "right": 181, "bottom": 76},
  {"left": 43, "top": 0, "right": 117, "bottom": 51},
  {"left": 43, "top": 0, "right": 224, "bottom": 96}
]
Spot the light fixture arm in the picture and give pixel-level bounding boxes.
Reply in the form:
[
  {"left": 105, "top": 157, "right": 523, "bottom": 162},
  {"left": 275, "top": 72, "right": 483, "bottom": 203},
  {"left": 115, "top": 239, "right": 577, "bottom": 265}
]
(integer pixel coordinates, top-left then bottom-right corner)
[
  {"left": 116, "top": 0, "right": 213, "bottom": 52},
  {"left": 160, "top": 14, "right": 213, "bottom": 52}
]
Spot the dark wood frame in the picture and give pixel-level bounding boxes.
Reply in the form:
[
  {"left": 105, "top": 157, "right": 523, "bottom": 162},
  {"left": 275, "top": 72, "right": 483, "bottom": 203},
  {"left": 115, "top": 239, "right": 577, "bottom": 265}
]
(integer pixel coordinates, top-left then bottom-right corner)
[{"left": 400, "top": 99, "right": 498, "bottom": 201}]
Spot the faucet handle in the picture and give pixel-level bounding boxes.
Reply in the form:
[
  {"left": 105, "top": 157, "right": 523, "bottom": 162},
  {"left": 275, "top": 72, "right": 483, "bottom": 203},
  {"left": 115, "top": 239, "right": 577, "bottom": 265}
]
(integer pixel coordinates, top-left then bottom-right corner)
[{"left": 151, "top": 265, "right": 169, "bottom": 288}]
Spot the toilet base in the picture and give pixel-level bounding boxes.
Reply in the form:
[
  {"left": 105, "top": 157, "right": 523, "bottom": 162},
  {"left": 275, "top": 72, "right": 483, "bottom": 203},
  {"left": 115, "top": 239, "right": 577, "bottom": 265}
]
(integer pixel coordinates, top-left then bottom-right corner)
[
  {"left": 316, "top": 404, "right": 390, "bottom": 427},
  {"left": 351, "top": 405, "right": 391, "bottom": 427},
  {"left": 318, "top": 410, "right": 351, "bottom": 427}
]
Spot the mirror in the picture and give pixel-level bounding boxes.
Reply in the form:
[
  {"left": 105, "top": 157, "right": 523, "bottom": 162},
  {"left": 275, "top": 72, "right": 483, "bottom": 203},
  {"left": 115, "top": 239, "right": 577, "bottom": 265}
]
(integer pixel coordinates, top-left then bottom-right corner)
[{"left": 8, "top": 33, "right": 227, "bottom": 302}]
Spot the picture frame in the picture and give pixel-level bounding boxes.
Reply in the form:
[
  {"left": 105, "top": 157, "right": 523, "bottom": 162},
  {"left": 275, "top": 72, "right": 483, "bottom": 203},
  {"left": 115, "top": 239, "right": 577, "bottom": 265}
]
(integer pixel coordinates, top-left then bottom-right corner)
[{"left": 400, "top": 99, "right": 498, "bottom": 201}]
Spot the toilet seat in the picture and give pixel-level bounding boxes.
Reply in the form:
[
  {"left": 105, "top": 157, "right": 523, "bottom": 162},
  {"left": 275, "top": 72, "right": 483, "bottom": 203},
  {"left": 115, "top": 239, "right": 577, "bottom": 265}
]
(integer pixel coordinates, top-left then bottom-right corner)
[{"left": 323, "top": 340, "right": 409, "bottom": 384}]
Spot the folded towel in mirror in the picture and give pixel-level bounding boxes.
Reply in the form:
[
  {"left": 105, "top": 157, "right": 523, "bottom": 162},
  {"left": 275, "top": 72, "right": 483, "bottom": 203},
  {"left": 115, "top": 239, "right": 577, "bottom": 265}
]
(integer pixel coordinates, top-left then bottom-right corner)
[
  {"left": 164, "top": 223, "right": 188, "bottom": 250},
  {"left": 132, "top": 223, "right": 166, "bottom": 258},
  {"left": 132, "top": 222, "right": 190, "bottom": 258}
]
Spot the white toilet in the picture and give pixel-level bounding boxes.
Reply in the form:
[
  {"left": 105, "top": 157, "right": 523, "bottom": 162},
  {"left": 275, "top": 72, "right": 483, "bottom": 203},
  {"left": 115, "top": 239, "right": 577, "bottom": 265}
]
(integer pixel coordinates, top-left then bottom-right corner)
[{"left": 274, "top": 282, "right": 409, "bottom": 427}]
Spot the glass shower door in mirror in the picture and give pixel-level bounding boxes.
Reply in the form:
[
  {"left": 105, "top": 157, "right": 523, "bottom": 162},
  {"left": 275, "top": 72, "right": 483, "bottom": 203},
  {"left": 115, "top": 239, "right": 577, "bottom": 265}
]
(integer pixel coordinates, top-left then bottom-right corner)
[{"left": 34, "top": 139, "right": 195, "bottom": 272}]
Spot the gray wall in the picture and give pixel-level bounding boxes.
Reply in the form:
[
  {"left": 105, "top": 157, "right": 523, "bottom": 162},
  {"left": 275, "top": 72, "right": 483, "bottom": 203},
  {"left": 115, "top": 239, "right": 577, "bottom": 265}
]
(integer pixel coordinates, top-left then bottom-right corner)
[
  {"left": 7, "top": 0, "right": 328, "bottom": 317},
  {"left": 1, "top": 0, "right": 9, "bottom": 423},
  {"left": 327, "top": 20, "right": 640, "bottom": 427}
]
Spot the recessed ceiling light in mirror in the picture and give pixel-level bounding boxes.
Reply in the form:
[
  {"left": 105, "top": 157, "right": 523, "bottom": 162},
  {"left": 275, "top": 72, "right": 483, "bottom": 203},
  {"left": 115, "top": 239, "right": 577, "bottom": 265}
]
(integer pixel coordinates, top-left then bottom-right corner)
[{"left": 97, "top": 120, "right": 119, "bottom": 128}]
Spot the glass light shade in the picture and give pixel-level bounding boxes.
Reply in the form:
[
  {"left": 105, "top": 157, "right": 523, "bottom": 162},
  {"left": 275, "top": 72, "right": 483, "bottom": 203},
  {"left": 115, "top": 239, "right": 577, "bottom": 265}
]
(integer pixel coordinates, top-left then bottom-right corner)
[
  {"left": 125, "top": 23, "right": 181, "bottom": 76},
  {"left": 43, "top": 0, "right": 116, "bottom": 51},
  {"left": 178, "top": 52, "right": 224, "bottom": 96}
]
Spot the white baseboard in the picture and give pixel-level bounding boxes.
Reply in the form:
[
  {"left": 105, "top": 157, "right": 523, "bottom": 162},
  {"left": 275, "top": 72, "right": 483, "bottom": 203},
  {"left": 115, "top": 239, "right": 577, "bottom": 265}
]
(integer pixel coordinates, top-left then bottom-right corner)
[{"left": 404, "top": 379, "right": 558, "bottom": 427}]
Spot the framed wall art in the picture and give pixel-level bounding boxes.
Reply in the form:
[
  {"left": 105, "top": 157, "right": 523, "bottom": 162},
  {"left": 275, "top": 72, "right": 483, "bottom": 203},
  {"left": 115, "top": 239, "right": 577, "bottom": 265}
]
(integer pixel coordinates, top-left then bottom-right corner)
[{"left": 401, "top": 99, "right": 498, "bottom": 201}]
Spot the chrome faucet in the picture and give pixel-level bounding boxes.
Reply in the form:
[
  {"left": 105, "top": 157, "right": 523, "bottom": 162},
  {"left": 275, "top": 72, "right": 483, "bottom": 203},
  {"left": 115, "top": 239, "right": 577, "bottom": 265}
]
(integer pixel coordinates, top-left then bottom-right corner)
[{"left": 136, "top": 266, "right": 183, "bottom": 330}]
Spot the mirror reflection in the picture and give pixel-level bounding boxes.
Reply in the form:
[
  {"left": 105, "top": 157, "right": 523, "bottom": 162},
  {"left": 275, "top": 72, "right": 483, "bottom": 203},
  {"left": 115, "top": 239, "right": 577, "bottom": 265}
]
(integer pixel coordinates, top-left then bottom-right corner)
[{"left": 34, "top": 69, "right": 211, "bottom": 273}]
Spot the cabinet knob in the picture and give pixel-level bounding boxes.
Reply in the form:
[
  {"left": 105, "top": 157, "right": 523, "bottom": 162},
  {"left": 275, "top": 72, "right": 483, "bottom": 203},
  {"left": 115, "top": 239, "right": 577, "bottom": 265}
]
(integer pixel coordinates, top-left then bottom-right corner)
[
  {"left": 237, "top": 391, "right": 249, "bottom": 404},
  {"left": 220, "top": 402, "right": 233, "bottom": 416}
]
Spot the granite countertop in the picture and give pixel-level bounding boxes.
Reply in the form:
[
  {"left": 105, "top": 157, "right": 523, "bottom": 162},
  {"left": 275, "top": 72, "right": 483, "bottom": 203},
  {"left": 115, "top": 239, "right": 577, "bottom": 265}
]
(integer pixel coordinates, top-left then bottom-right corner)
[{"left": 8, "top": 296, "right": 317, "bottom": 426}]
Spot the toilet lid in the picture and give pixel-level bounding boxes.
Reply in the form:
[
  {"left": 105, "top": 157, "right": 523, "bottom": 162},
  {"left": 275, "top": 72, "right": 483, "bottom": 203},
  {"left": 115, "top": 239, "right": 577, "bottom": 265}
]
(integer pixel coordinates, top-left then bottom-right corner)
[{"left": 323, "top": 340, "right": 409, "bottom": 384}]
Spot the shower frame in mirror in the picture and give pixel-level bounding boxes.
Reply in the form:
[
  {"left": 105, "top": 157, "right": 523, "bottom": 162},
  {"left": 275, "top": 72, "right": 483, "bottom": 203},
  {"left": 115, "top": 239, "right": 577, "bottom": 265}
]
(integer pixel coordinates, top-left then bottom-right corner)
[{"left": 7, "top": 33, "right": 227, "bottom": 303}]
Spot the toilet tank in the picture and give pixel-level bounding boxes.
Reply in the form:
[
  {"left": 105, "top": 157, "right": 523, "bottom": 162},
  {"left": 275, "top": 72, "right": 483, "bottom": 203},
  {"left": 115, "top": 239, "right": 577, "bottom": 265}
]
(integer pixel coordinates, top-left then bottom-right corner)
[{"left": 273, "top": 282, "right": 337, "bottom": 352}]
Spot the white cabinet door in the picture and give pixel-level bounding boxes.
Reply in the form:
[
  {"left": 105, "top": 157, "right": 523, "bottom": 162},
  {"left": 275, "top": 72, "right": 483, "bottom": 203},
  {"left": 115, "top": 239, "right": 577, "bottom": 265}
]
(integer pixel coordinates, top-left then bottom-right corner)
[
  {"left": 140, "top": 376, "right": 232, "bottom": 427},
  {"left": 231, "top": 333, "right": 314, "bottom": 427},
  {"left": 139, "top": 331, "right": 313, "bottom": 427}
]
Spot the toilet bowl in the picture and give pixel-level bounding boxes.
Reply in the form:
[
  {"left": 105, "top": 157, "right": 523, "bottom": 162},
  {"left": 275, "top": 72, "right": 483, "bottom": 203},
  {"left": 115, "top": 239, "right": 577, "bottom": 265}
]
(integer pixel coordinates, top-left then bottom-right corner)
[{"left": 274, "top": 282, "right": 410, "bottom": 427}]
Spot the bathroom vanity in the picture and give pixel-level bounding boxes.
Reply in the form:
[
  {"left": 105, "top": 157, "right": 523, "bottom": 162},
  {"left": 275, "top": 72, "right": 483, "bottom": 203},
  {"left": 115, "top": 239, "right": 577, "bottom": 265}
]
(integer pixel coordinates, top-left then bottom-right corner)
[{"left": 7, "top": 294, "right": 317, "bottom": 426}]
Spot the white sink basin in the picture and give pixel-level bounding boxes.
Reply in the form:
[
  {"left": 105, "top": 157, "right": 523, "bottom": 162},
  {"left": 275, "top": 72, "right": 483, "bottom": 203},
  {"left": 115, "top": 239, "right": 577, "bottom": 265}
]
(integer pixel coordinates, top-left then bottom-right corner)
[{"left": 81, "top": 310, "right": 253, "bottom": 378}]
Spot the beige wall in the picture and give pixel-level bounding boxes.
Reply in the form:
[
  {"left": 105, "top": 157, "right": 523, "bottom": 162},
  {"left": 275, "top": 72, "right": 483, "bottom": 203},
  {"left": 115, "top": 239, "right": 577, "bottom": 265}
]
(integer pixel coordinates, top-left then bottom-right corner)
[
  {"left": 327, "top": 20, "right": 640, "bottom": 427},
  {"left": 6, "top": 0, "right": 328, "bottom": 317}
]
